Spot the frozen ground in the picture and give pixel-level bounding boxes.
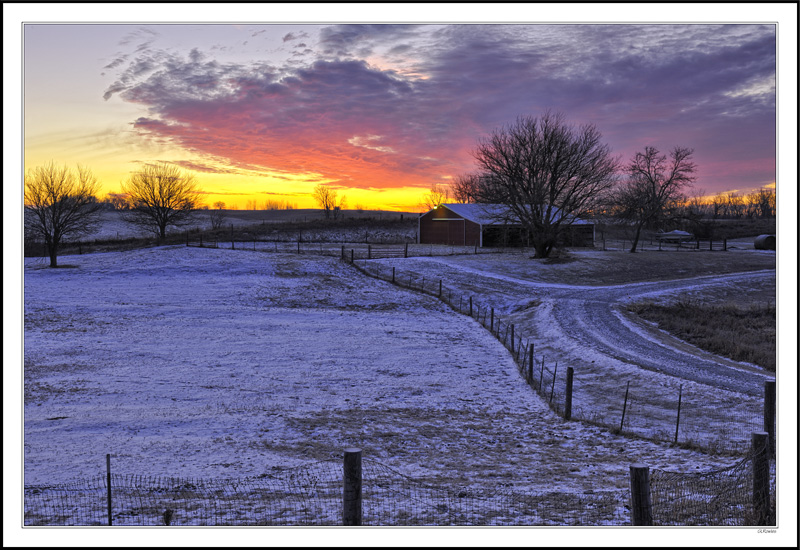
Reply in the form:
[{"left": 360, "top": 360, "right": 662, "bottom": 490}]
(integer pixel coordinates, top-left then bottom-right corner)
[
  {"left": 23, "top": 246, "right": 745, "bottom": 497},
  {"left": 365, "top": 246, "right": 777, "bottom": 451}
]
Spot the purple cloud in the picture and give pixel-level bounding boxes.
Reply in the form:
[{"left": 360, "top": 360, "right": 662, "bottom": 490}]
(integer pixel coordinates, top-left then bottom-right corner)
[{"left": 104, "top": 24, "right": 776, "bottom": 194}]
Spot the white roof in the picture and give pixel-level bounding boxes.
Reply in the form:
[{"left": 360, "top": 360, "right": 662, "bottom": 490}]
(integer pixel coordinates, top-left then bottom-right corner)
[{"left": 433, "top": 203, "right": 591, "bottom": 225}]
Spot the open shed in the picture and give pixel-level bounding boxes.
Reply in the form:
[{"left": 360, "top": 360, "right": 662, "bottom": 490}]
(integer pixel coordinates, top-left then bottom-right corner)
[{"left": 418, "top": 203, "right": 594, "bottom": 248}]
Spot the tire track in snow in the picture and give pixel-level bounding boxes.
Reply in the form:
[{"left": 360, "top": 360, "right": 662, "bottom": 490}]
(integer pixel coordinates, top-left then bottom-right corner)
[{"left": 403, "top": 258, "right": 773, "bottom": 395}]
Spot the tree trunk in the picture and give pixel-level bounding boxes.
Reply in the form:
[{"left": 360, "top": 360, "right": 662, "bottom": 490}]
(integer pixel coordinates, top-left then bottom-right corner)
[
  {"left": 533, "top": 240, "right": 553, "bottom": 258},
  {"left": 630, "top": 222, "right": 644, "bottom": 253},
  {"left": 46, "top": 239, "right": 59, "bottom": 268}
]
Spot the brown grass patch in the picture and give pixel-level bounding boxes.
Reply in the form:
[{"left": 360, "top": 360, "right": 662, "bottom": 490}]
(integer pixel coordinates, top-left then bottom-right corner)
[{"left": 628, "top": 299, "right": 776, "bottom": 371}]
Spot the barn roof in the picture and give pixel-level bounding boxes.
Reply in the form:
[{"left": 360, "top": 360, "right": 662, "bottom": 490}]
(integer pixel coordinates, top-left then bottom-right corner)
[{"left": 432, "top": 203, "right": 591, "bottom": 225}]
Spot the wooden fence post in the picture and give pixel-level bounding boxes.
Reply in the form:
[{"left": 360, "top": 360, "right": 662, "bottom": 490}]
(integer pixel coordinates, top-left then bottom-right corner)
[
  {"left": 510, "top": 324, "right": 515, "bottom": 351},
  {"left": 723, "top": 238, "right": 727, "bottom": 251},
  {"left": 404, "top": 243, "right": 408, "bottom": 258},
  {"left": 343, "top": 448, "right": 362, "bottom": 526},
  {"left": 629, "top": 464, "right": 653, "bottom": 526},
  {"left": 539, "top": 356, "right": 545, "bottom": 392},
  {"left": 469, "top": 296, "right": 473, "bottom": 317},
  {"left": 620, "top": 381, "right": 630, "bottom": 432},
  {"left": 565, "top": 367, "right": 574, "bottom": 420},
  {"left": 106, "top": 453, "right": 113, "bottom": 526},
  {"left": 368, "top": 244, "right": 372, "bottom": 259},
  {"left": 438, "top": 279, "right": 442, "bottom": 298},
  {"left": 764, "top": 380, "right": 776, "bottom": 457},
  {"left": 675, "top": 385, "right": 683, "bottom": 444},
  {"left": 490, "top": 308, "right": 494, "bottom": 333},
  {"left": 341, "top": 245, "right": 345, "bottom": 260},
  {"left": 549, "top": 360, "right": 558, "bottom": 404},
  {"left": 528, "top": 344, "right": 534, "bottom": 384},
  {"left": 350, "top": 249, "right": 354, "bottom": 264},
  {"left": 751, "top": 432, "right": 771, "bottom": 525}
]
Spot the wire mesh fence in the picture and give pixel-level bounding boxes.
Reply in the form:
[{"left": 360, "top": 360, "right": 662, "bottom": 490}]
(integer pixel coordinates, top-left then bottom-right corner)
[
  {"left": 650, "top": 445, "right": 776, "bottom": 526},
  {"left": 24, "top": 449, "right": 776, "bottom": 526},
  {"left": 24, "top": 457, "right": 629, "bottom": 526}
]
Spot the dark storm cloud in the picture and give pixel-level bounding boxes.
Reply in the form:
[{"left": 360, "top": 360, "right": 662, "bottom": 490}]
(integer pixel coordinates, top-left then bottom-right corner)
[{"left": 105, "top": 24, "right": 776, "bottom": 192}]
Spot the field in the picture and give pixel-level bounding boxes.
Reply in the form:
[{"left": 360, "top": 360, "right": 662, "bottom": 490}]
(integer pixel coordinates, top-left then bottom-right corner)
[
  {"left": 18, "top": 213, "right": 790, "bottom": 537},
  {"left": 25, "top": 246, "right": 753, "bottom": 492}
]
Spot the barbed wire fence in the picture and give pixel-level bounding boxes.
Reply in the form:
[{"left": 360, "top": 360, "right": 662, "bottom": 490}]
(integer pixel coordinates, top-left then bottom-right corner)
[
  {"left": 179, "top": 241, "right": 775, "bottom": 456},
  {"left": 340, "top": 249, "right": 774, "bottom": 458}
]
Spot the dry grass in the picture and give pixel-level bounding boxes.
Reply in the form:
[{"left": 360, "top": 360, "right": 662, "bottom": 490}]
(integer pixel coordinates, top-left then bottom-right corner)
[{"left": 627, "top": 299, "right": 776, "bottom": 371}]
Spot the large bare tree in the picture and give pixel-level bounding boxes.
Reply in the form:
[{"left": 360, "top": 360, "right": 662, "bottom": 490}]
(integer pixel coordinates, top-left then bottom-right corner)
[
  {"left": 612, "top": 146, "right": 697, "bottom": 252},
  {"left": 24, "top": 162, "right": 102, "bottom": 267},
  {"left": 471, "top": 111, "right": 620, "bottom": 258},
  {"left": 122, "top": 162, "right": 200, "bottom": 239}
]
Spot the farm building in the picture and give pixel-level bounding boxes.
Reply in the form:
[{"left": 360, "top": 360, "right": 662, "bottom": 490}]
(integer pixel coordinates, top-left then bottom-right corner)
[{"left": 418, "top": 203, "right": 595, "bottom": 248}]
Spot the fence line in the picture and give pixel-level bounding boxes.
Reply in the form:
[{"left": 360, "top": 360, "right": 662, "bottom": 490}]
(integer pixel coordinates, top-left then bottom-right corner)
[
  {"left": 344, "top": 252, "right": 773, "bottom": 457},
  {"left": 176, "top": 242, "right": 773, "bottom": 455},
  {"left": 25, "top": 453, "right": 629, "bottom": 526},
  {"left": 24, "top": 446, "right": 774, "bottom": 526}
]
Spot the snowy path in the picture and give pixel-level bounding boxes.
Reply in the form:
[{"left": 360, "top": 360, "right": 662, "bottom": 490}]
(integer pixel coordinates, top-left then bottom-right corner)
[
  {"left": 535, "top": 270, "right": 774, "bottom": 396},
  {"left": 379, "top": 256, "right": 774, "bottom": 395}
]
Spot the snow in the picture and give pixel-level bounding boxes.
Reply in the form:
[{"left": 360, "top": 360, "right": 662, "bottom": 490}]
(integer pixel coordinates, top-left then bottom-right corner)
[{"left": 23, "top": 246, "right": 746, "bottom": 498}]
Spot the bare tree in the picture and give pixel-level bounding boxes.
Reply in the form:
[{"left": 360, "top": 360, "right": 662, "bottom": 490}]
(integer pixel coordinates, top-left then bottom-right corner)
[
  {"left": 449, "top": 173, "right": 482, "bottom": 204},
  {"left": 312, "top": 184, "right": 346, "bottom": 219},
  {"left": 471, "top": 111, "right": 620, "bottom": 258},
  {"left": 121, "top": 162, "right": 200, "bottom": 239},
  {"left": 209, "top": 201, "right": 226, "bottom": 230},
  {"left": 725, "top": 192, "right": 745, "bottom": 219},
  {"left": 102, "top": 192, "right": 130, "bottom": 211},
  {"left": 419, "top": 183, "right": 450, "bottom": 212},
  {"left": 746, "top": 187, "right": 776, "bottom": 219},
  {"left": 612, "top": 146, "right": 697, "bottom": 252},
  {"left": 333, "top": 194, "right": 347, "bottom": 219},
  {"left": 24, "top": 162, "right": 103, "bottom": 267}
]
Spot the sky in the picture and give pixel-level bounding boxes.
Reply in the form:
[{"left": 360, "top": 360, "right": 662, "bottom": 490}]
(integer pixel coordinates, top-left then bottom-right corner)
[{"left": 14, "top": 5, "right": 789, "bottom": 212}]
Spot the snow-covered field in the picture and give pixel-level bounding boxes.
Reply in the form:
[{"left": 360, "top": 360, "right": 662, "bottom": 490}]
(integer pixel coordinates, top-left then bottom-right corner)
[
  {"left": 23, "top": 246, "right": 746, "bottom": 497},
  {"left": 75, "top": 209, "right": 416, "bottom": 242}
]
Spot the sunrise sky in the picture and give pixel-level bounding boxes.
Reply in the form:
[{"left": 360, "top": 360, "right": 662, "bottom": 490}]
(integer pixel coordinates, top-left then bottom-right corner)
[{"left": 13, "top": 5, "right": 790, "bottom": 212}]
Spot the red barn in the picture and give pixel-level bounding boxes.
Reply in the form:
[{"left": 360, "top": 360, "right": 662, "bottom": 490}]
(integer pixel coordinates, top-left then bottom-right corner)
[{"left": 418, "top": 203, "right": 594, "bottom": 248}]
